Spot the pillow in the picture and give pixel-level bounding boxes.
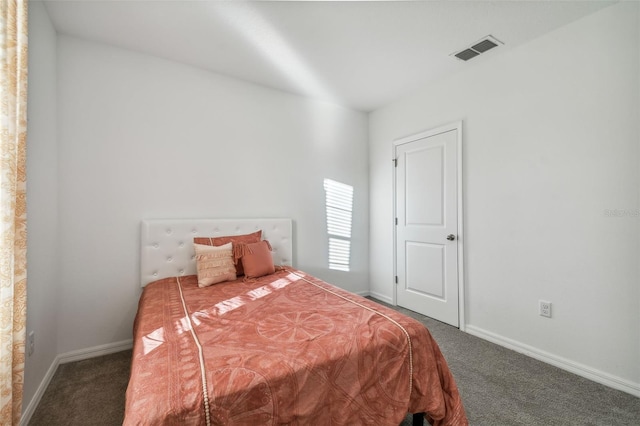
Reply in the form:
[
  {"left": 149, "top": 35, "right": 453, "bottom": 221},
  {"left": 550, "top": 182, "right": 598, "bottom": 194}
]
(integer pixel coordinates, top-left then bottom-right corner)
[
  {"left": 240, "top": 240, "right": 275, "bottom": 279},
  {"left": 194, "top": 230, "right": 262, "bottom": 275},
  {"left": 194, "top": 242, "right": 236, "bottom": 287}
]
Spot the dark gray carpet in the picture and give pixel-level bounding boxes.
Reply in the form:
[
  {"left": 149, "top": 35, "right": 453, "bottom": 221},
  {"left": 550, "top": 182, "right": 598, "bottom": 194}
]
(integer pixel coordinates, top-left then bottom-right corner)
[
  {"left": 29, "top": 300, "right": 640, "bottom": 425},
  {"left": 388, "top": 301, "right": 640, "bottom": 426},
  {"left": 29, "top": 349, "right": 130, "bottom": 425}
]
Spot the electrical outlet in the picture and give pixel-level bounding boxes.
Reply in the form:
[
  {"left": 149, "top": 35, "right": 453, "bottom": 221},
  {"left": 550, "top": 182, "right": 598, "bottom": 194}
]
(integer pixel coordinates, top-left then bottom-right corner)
[
  {"left": 28, "top": 331, "right": 35, "bottom": 356},
  {"left": 539, "top": 300, "right": 552, "bottom": 318}
]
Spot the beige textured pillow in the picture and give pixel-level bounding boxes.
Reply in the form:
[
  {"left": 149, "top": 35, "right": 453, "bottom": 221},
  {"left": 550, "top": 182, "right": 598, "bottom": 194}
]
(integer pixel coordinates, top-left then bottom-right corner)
[{"left": 194, "top": 242, "right": 236, "bottom": 287}]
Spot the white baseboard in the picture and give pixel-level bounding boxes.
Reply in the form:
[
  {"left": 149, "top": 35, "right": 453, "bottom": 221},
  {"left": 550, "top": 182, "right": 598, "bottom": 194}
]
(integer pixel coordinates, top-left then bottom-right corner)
[
  {"left": 368, "top": 290, "right": 393, "bottom": 304},
  {"left": 58, "top": 339, "right": 133, "bottom": 364},
  {"left": 20, "top": 355, "right": 60, "bottom": 426},
  {"left": 465, "top": 325, "right": 640, "bottom": 398},
  {"left": 20, "top": 339, "right": 133, "bottom": 426}
]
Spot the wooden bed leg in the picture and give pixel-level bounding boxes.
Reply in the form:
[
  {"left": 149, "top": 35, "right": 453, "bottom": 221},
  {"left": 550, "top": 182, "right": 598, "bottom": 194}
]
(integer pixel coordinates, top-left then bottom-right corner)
[{"left": 412, "top": 412, "right": 425, "bottom": 426}]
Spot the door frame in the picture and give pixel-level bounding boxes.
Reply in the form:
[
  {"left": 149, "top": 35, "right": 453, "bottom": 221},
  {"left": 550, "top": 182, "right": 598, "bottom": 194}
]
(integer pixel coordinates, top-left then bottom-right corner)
[{"left": 392, "top": 121, "right": 465, "bottom": 331}]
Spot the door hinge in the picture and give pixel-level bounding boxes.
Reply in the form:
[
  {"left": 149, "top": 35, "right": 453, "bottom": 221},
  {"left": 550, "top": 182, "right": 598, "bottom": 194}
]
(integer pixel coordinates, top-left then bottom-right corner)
[
  {"left": 395, "top": 217, "right": 398, "bottom": 225},
  {"left": 395, "top": 276, "right": 398, "bottom": 284},
  {"left": 393, "top": 158, "right": 397, "bottom": 167}
]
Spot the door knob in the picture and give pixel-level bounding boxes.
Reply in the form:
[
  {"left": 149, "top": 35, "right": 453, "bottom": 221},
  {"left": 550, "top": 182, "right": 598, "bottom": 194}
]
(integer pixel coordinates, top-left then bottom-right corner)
[{"left": 447, "top": 234, "right": 456, "bottom": 241}]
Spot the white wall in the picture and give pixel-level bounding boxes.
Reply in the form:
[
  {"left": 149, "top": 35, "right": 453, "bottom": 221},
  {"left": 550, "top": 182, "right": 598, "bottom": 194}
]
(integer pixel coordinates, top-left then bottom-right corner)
[
  {"left": 24, "top": 0, "right": 59, "bottom": 414},
  {"left": 56, "top": 36, "right": 369, "bottom": 353},
  {"left": 25, "top": 0, "right": 638, "bottom": 414},
  {"left": 369, "top": 2, "right": 639, "bottom": 393}
]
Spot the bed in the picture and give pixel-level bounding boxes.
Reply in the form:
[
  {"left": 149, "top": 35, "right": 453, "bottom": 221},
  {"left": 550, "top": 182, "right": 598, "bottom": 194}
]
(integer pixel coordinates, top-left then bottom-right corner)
[{"left": 125, "top": 218, "right": 467, "bottom": 425}]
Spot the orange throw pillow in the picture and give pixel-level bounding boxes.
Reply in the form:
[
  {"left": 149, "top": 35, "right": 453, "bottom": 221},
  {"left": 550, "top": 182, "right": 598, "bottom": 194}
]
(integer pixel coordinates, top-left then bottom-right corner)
[
  {"left": 241, "top": 240, "right": 275, "bottom": 279},
  {"left": 194, "top": 230, "right": 262, "bottom": 275}
]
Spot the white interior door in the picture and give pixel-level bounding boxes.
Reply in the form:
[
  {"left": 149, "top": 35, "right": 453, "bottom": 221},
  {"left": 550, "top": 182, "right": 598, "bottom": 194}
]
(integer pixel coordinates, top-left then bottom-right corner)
[{"left": 394, "top": 124, "right": 461, "bottom": 327}]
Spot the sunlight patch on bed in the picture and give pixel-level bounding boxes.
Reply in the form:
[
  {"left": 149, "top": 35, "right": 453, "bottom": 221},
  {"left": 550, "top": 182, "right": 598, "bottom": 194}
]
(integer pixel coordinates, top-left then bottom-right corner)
[
  {"left": 286, "top": 272, "right": 302, "bottom": 281},
  {"left": 247, "top": 286, "right": 272, "bottom": 300},
  {"left": 211, "top": 278, "right": 294, "bottom": 316},
  {"left": 176, "top": 317, "right": 191, "bottom": 334},
  {"left": 185, "top": 276, "right": 297, "bottom": 322},
  {"left": 215, "top": 295, "right": 246, "bottom": 315},
  {"left": 142, "top": 327, "right": 165, "bottom": 355},
  {"left": 267, "top": 277, "right": 293, "bottom": 290},
  {"left": 247, "top": 277, "right": 292, "bottom": 299}
]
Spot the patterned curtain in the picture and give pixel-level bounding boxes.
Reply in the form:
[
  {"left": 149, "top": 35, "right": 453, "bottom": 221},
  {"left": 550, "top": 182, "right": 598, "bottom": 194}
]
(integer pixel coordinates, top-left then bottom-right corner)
[{"left": 0, "top": 0, "right": 28, "bottom": 424}]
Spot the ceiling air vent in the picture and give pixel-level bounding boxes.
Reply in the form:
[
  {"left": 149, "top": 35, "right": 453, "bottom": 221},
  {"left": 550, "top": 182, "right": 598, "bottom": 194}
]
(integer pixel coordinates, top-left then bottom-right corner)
[
  {"left": 452, "top": 35, "right": 503, "bottom": 61},
  {"left": 455, "top": 49, "right": 480, "bottom": 61}
]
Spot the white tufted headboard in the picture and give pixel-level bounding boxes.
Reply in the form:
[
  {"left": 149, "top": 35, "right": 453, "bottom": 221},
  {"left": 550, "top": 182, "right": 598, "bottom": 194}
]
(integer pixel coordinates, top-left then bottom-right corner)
[{"left": 140, "top": 218, "right": 293, "bottom": 287}]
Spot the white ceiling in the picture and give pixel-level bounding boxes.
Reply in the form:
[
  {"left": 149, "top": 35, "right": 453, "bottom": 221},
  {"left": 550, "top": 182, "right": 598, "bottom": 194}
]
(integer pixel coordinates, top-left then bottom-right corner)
[{"left": 43, "top": 0, "right": 616, "bottom": 112}]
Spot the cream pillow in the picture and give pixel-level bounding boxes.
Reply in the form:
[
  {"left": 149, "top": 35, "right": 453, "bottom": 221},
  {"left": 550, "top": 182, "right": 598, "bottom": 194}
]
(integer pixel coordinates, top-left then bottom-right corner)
[{"left": 194, "top": 242, "right": 237, "bottom": 287}]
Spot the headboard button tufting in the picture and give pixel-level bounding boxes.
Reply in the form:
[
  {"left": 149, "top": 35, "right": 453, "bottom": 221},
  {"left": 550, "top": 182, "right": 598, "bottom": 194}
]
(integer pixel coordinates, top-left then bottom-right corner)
[{"left": 141, "top": 218, "right": 292, "bottom": 286}]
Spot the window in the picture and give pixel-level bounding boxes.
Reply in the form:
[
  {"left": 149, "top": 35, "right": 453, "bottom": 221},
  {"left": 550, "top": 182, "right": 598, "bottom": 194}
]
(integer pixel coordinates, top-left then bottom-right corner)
[{"left": 324, "top": 179, "right": 353, "bottom": 272}]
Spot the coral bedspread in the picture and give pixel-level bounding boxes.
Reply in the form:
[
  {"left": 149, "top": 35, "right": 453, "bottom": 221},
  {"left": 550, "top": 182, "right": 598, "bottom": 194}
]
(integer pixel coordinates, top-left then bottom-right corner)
[{"left": 124, "top": 268, "right": 467, "bottom": 425}]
